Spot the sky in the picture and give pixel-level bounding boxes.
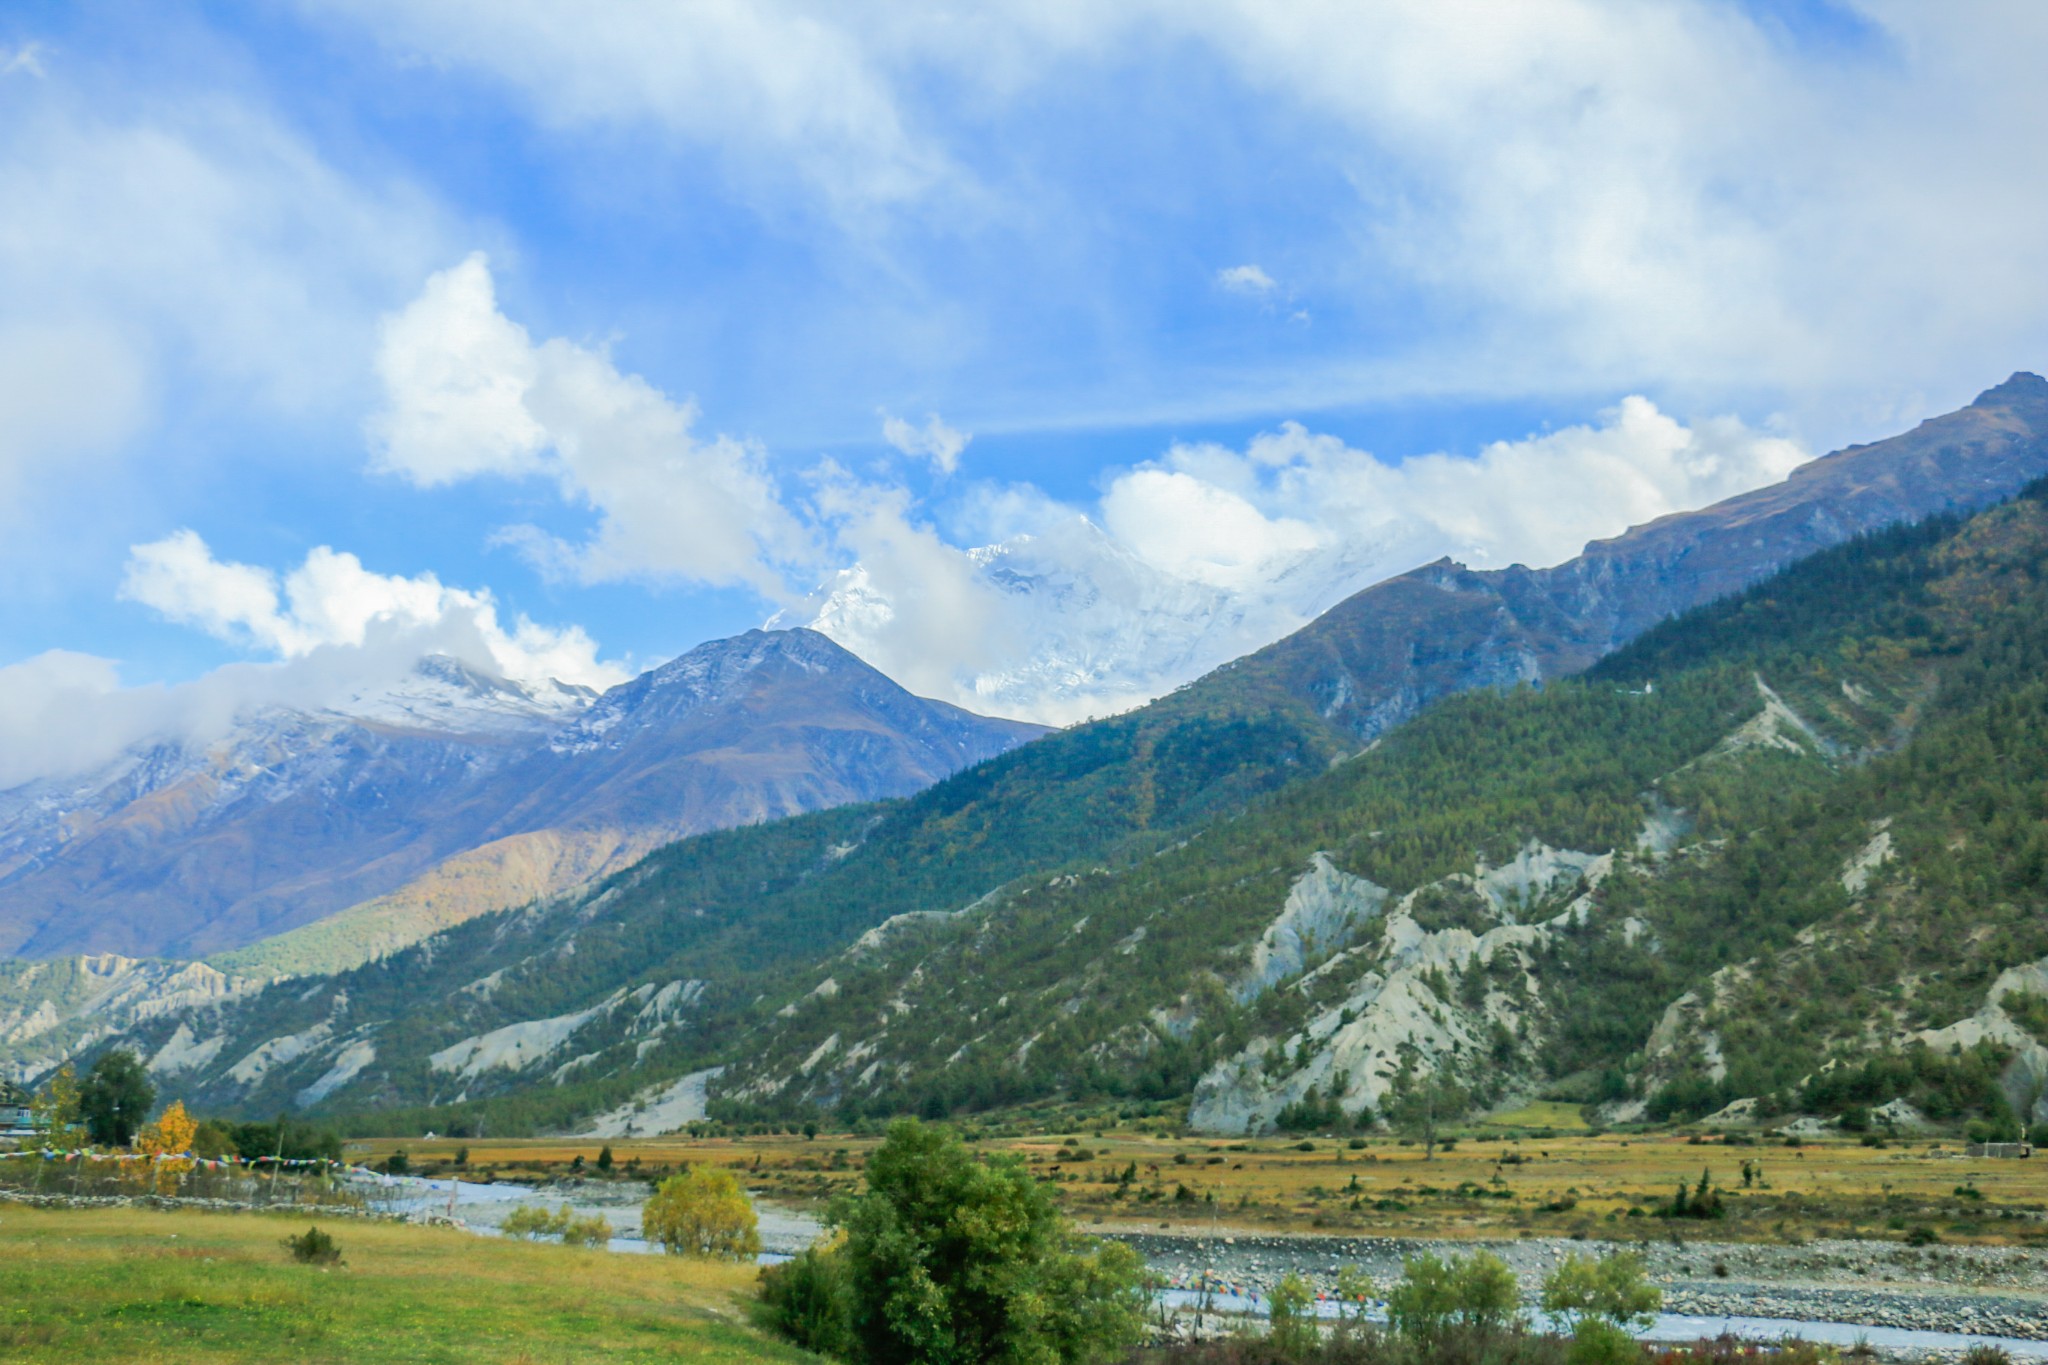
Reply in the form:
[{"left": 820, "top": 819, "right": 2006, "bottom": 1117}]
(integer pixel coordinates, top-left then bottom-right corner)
[{"left": 2, "top": 0, "right": 2046, "bottom": 777}]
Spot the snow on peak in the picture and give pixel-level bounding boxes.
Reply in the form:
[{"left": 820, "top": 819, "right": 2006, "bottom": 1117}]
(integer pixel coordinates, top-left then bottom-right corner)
[
  {"left": 327, "top": 654, "right": 595, "bottom": 735},
  {"left": 796, "top": 523, "right": 1405, "bottom": 725}
]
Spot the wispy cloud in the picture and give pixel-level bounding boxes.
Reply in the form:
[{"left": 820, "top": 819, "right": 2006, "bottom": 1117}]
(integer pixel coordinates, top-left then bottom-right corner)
[
  {"left": 1, "top": 43, "right": 46, "bottom": 79},
  {"left": 879, "top": 409, "right": 969, "bottom": 475},
  {"left": 1216, "top": 263, "right": 1277, "bottom": 296}
]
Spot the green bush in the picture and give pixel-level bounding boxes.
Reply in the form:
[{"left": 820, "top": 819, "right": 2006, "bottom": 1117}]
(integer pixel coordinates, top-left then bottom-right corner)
[
  {"left": 784, "top": 1119, "right": 1148, "bottom": 1364},
  {"left": 1566, "top": 1317, "right": 1642, "bottom": 1365},
  {"left": 562, "top": 1212, "right": 613, "bottom": 1248},
  {"left": 1540, "top": 1252, "right": 1660, "bottom": 1331},
  {"left": 283, "top": 1225, "right": 343, "bottom": 1265},
  {"left": 503, "top": 1204, "right": 571, "bottom": 1240},
  {"left": 758, "top": 1242, "right": 857, "bottom": 1359},
  {"left": 1267, "top": 1273, "right": 1318, "bottom": 1358},
  {"left": 1385, "top": 1250, "right": 1522, "bottom": 1342}
]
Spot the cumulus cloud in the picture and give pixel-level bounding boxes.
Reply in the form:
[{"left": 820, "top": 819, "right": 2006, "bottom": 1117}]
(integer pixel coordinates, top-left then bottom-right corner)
[
  {"left": 371, "top": 254, "right": 814, "bottom": 594},
  {"left": 119, "top": 530, "right": 625, "bottom": 692},
  {"left": 879, "top": 409, "right": 969, "bottom": 475},
  {"left": 798, "top": 398, "right": 1809, "bottom": 721},
  {"left": 1216, "top": 263, "right": 1277, "bottom": 296}
]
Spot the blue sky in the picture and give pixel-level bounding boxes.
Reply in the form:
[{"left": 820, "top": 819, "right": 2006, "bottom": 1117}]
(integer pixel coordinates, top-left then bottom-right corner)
[{"left": 2, "top": 1, "right": 2046, "bottom": 764}]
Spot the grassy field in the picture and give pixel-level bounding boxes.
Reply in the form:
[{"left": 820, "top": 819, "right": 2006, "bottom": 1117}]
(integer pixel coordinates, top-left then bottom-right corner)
[
  {"left": 358, "top": 1128, "right": 2048, "bottom": 1246},
  {"left": 0, "top": 1203, "right": 813, "bottom": 1364}
]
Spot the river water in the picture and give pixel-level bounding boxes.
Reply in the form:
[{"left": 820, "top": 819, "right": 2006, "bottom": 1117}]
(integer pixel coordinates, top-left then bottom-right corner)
[{"left": 357, "top": 1174, "right": 2048, "bottom": 1358}]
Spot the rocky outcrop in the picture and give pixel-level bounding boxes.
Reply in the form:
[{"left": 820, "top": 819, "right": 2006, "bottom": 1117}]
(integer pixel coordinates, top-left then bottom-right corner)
[{"left": 1190, "top": 840, "right": 1609, "bottom": 1133}]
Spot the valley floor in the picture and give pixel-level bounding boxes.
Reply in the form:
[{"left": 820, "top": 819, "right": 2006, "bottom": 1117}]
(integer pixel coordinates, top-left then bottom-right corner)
[
  {"left": 0, "top": 1202, "right": 807, "bottom": 1364},
  {"left": 357, "top": 1128, "right": 2048, "bottom": 1248}
]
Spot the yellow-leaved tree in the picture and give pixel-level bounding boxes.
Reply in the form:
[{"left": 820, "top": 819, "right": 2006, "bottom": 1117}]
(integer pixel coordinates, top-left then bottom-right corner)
[
  {"left": 133, "top": 1100, "right": 198, "bottom": 1195},
  {"left": 31, "top": 1065, "right": 81, "bottom": 1145},
  {"left": 641, "top": 1166, "right": 760, "bottom": 1260}
]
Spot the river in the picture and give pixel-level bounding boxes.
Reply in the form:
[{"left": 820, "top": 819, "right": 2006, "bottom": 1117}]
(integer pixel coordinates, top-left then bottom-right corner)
[{"left": 357, "top": 1174, "right": 2048, "bottom": 1358}]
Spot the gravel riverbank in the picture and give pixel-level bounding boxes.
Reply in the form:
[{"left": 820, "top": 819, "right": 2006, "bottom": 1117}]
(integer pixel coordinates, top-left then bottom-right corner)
[{"left": 1101, "top": 1229, "right": 2048, "bottom": 1342}]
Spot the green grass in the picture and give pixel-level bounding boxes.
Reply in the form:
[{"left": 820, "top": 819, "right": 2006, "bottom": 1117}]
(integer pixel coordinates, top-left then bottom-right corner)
[
  {"left": 0, "top": 1202, "right": 815, "bottom": 1364},
  {"left": 1476, "top": 1101, "right": 1588, "bottom": 1131}
]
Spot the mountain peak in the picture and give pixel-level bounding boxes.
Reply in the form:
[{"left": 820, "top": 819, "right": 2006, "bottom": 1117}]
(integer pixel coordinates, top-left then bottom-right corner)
[
  {"left": 1973, "top": 371, "right": 2048, "bottom": 407},
  {"left": 330, "top": 654, "right": 594, "bottom": 735}
]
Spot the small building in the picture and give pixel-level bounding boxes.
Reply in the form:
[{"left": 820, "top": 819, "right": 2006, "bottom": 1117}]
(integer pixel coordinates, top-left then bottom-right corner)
[
  {"left": 0, "top": 1079, "right": 34, "bottom": 1133},
  {"left": 1965, "top": 1141, "right": 2033, "bottom": 1158}
]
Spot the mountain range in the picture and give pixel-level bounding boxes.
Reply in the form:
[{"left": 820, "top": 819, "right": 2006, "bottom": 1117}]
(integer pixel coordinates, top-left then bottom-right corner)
[
  {"left": 0, "top": 630, "right": 1043, "bottom": 971},
  {"left": 6, "top": 374, "right": 2048, "bottom": 1141}
]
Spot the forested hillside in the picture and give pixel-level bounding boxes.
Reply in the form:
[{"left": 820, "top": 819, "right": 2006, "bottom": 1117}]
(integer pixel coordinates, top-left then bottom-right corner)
[
  {"left": 712, "top": 488, "right": 2048, "bottom": 1137},
  {"left": 91, "top": 481, "right": 2048, "bottom": 1145}
]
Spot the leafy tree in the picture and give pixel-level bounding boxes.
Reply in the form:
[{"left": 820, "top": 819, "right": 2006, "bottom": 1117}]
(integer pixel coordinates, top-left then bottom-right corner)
[
  {"left": 816, "top": 1119, "right": 1148, "bottom": 1365},
  {"left": 31, "top": 1064, "right": 82, "bottom": 1143},
  {"left": 193, "top": 1118, "right": 239, "bottom": 1160},
  {"left": 134, "top": 1100, "right": 199, "bottom": 1194},
  {"left": 1267, "top": 1272, "right": 1319, "bottom": 1357},
  {"left": 77, "top": 1050, "right": 154, "bottom": 1148},
  {"left": 595, "top": 1144, "right": 613, "bottom": 1173},
  {"left": 1385, "top": 1251, "right": 1522, "bottom": 1342},
  {"left": 1541, "top": 1251, "right": 1660, "bottom": 1331},
  {"left": 1386, "top": 1052, "right": 1467, "bottom": 1160},
  {"left": 643, "top": 1166, "right": 761, "bottom": 1260}
]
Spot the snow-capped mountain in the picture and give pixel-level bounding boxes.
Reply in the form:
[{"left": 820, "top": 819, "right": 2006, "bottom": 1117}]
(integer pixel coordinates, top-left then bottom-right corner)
[
  {"left": 325, "top": 655, "right": 598, "bottom": 735},
  {"left": 800, "top": 515, "right": 1414, "bottom": 723},
  {"left": 0, "top": 635, "right": 1043, "bottom": 968}
]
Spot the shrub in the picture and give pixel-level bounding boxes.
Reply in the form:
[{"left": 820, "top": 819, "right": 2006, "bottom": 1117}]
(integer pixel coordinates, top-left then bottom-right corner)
[
  {"left": 562, "top": 1212, "right": 613, "bottom": 1248},
  {"left": 1567, "top": 1317, "right": 1642, "bottom": 1365},
  {"left": 1386, "top": 1250, "right": 1522, "bottom": 1342},
  {"left": 643, "top": 1167, "right": 760, "bottom": 1260},
  {"left": 1267, "top": 1273, "right": 1319, "bottom": 1357},
  {"left": 1542, "top": 1252, "right": 1660, "bottom": 1332},
  {"left": 504, "top": 1204, "right": 571, "bottom": 1240},
  {"left": 829, "top": 1119, "right": 1148, "bottom": 1364},
  {"left": 1961, "top": 1348, "right": 2012, "bottom": 1365},
  {"left": 758, "top": 1240, "right": 857, "bottom": 1359},
  {"left": 383, "top": 1149, "right": 411, "bottom": 1176},
  {"left": 283, "top": 1226, "right": 342, "bottom": 1265}
]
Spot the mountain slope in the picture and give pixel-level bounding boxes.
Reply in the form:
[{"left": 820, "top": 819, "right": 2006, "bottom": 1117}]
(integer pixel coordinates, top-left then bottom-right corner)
[
  {"left": 705, "top": 485, "right": 2048, "bottom": 1135},
  {"left": 1208, "top": 372, "right": 2048, "bottom": 742},
  {"left": 55, "top": 385, "right": 2048, "bottom": 1136},
  {"left": 0, "top": 630, "right": 1043, "bottom": 967}
]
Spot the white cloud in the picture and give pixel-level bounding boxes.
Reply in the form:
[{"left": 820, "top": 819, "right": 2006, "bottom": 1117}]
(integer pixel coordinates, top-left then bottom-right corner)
[
  {"left": 302, "top": 0, "right": 946, "bottom": 214},
  {"left": 1099, "top": 469, "right": 1317, "bottom": 590},
  {"left": 1, "top": 43, "right": 46, "bottom": 78},
  {"left": 0, "top": 83, "right": 450, "bottom": 513},
  {"left": 372, "top": 253, "right": 815, "bottom": 594},
  {"left": 119, "top": 529, "right": 625, "bottom": 692},
  {"left": 305, "top": 1, "right": 2048, "bottom": 415},
  {"left": 801, "top": 399, "right": 1809, "bottom": 721},
  {"left": 879, "top": 409, "right": 970, "bottom": 475},
  {"left": 1216, "top": 263, "right": 1277, "bottom": 296}
]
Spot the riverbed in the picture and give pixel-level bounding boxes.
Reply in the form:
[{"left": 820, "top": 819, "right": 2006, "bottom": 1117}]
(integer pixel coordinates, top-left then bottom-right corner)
[{"left": 363, "top": 1174, "right": 2048, "bottom": 1355}]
